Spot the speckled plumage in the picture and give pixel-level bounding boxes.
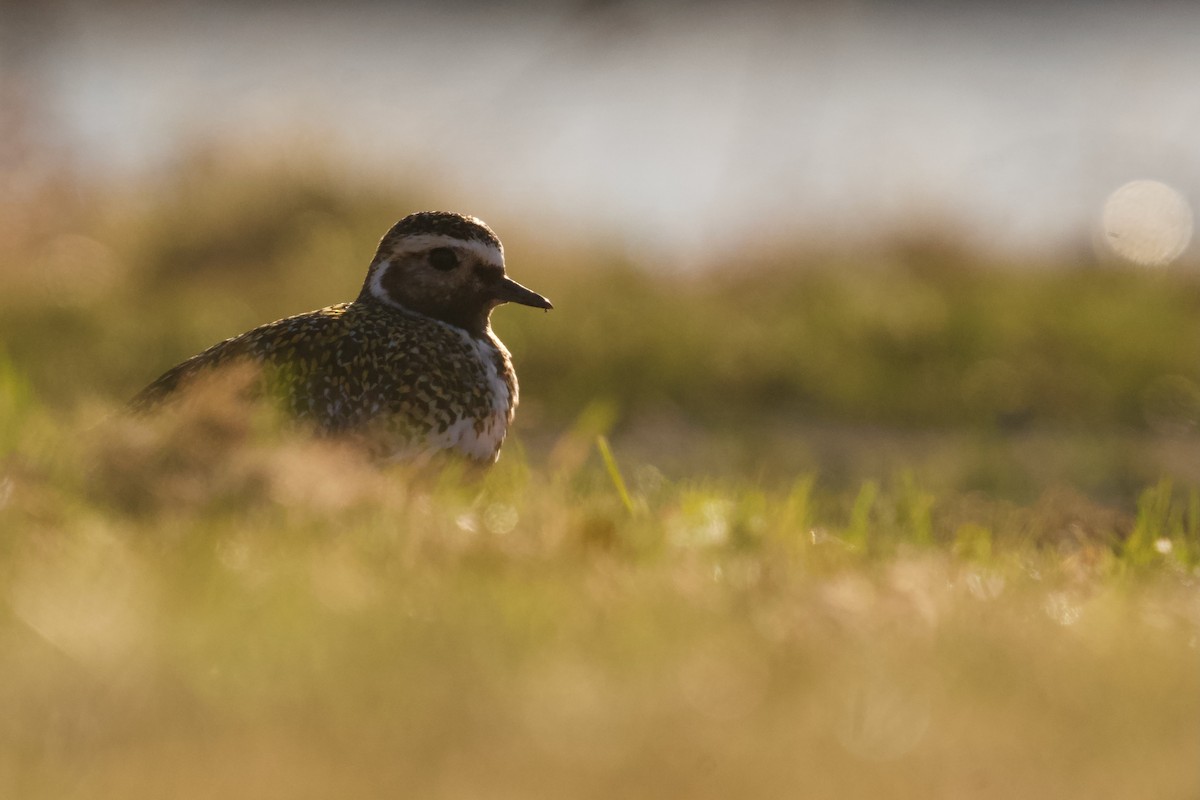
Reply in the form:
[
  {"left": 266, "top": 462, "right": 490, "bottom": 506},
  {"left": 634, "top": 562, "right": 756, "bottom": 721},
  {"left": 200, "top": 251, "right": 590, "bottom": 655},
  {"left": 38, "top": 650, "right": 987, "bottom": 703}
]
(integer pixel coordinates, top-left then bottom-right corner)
[{"left": 133, "top": 212, "right": 552, "bottom": 464}]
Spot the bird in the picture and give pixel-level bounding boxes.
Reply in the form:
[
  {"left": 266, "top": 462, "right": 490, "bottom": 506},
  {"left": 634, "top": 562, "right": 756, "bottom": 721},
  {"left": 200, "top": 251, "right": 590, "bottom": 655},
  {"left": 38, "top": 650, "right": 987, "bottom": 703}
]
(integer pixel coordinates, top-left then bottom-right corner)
[{"left": 132, "top": 211, "right": 552, "bottom": 464}]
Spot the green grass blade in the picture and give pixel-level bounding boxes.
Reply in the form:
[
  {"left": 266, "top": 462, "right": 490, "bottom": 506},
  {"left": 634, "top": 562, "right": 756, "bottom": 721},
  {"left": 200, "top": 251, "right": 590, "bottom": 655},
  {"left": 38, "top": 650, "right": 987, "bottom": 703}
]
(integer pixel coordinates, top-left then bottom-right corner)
[{"left": 597, "top": 435, "right": 636, "bottom": 516}]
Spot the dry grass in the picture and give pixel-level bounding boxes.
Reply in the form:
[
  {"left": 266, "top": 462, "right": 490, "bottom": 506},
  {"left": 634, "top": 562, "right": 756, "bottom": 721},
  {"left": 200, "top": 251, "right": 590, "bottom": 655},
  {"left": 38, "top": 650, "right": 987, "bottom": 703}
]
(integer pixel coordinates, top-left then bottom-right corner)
[
  {"left": 1, "top": 379, "right": 1198, "bottom": 799},
  {"left": 0, "top": 148, "right": 1198, "bottom": 798}
]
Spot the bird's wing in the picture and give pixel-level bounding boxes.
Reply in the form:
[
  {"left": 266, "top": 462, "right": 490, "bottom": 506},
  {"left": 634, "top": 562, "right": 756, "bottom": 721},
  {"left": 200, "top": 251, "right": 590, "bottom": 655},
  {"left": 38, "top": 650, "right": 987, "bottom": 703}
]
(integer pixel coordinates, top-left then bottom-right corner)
[{"left": 130, "top": 304, "right": 351, "bottom": 412}]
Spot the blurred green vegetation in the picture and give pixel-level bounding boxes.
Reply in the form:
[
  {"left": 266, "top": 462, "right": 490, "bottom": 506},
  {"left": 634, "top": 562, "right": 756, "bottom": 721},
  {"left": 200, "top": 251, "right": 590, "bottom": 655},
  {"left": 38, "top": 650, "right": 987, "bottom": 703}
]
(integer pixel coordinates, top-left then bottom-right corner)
[
  {"left": 2, "top": 153, "right": 1198, "bottom": 501},
  {"left": 8, "top": 165, "right": 1200, "bottom": 436}
]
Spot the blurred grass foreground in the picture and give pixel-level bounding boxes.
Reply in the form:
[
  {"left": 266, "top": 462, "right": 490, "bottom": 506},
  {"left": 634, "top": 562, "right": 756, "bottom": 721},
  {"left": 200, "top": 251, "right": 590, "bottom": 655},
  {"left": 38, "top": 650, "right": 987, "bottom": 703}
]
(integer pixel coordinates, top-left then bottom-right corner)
[{"left": 1, "top": 150, "right": 1199, "bottom": 799}]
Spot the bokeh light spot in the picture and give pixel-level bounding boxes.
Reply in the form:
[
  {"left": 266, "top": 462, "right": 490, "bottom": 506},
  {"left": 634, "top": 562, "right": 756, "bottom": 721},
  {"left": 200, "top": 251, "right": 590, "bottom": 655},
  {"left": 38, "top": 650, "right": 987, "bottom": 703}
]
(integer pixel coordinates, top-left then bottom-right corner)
[
  {"left": 1043, "top": 591, "right": 1082, "bottom": 626},
  {"left": 1101, "top": 180, "right": 1193, "bottom": 266}
]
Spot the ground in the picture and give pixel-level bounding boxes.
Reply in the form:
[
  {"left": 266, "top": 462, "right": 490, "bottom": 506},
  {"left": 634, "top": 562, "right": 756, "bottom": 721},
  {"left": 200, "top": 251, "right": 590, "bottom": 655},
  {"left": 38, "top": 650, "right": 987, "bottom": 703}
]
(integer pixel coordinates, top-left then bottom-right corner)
[{"left": 0, "top": 154, "right": 1197, "bottom": 799}]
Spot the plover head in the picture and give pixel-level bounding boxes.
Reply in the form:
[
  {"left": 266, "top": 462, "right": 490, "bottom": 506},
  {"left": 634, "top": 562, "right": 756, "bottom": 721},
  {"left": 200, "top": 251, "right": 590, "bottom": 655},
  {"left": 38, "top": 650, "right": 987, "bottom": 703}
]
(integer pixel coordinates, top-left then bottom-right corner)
[{"left": 360, "top": 211, "right": 552, "bottom": 337}]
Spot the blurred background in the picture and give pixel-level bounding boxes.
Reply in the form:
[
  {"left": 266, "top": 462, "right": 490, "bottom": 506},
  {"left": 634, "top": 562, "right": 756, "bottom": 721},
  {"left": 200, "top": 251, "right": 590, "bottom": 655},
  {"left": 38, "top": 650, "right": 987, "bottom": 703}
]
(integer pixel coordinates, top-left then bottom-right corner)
[
  {"left": 3, "top": 5, "right": 1200, "bottom": 798},
  {"left": 5, "top": 0, "right": 1199, "bottom": 262},
  {"left": 2, "top": 0, "right": 1199, "bottom": 500}
]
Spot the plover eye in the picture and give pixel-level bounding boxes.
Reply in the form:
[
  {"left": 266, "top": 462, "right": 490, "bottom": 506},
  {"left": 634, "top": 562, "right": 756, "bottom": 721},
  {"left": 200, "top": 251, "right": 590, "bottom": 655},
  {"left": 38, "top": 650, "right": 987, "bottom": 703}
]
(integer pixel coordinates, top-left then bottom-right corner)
[{"left": 429, "top": 247, "right": 459, "bottom": 271}]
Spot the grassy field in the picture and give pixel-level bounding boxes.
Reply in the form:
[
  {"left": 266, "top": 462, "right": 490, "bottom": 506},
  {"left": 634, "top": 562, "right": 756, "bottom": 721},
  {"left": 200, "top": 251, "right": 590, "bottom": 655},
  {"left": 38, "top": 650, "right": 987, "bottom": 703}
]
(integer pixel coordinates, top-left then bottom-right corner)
[{"left": 1, "top": 154, "right": 1198, "bottom": 798}]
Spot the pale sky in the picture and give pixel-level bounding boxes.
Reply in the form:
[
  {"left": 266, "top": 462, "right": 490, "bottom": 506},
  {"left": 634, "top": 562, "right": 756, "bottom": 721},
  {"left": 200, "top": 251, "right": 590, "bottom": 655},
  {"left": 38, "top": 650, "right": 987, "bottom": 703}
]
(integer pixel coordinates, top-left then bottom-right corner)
[{"left": 11, "top": 1, "right": 1200, "bottom": 265}]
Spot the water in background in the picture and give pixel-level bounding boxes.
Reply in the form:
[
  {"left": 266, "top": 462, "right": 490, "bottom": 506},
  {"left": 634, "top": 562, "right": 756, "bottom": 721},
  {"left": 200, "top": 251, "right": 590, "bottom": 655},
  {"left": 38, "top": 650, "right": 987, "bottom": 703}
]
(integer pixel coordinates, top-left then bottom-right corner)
[{"left": 4, "top": 0, "right": 1199, "bottom": 265}]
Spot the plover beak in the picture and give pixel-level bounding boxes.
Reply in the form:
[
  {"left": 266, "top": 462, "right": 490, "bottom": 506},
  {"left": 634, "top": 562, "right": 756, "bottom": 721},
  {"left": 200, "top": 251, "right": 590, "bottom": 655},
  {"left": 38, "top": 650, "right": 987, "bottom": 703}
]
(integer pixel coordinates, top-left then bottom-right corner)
[{"left": 495, "top": 276, "right": 553, "bottom": 310}]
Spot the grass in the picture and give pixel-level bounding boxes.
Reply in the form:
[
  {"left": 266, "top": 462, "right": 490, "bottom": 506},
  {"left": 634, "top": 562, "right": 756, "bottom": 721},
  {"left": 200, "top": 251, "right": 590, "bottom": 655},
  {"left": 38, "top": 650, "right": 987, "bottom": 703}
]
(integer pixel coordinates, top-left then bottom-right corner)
[
  {"left": 0, "top": 151, "right": 1198, "bottom": 798},
  {"left": 1, "top": 392, "right": 1197, "bottom": 799}
]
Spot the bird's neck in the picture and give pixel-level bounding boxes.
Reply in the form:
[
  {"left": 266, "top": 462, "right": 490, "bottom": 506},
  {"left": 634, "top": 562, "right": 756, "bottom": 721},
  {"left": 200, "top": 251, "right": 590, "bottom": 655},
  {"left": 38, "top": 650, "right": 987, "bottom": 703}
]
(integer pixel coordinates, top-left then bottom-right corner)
[{"left": 357, "top": 291, "right": 493, "bottom": 339}]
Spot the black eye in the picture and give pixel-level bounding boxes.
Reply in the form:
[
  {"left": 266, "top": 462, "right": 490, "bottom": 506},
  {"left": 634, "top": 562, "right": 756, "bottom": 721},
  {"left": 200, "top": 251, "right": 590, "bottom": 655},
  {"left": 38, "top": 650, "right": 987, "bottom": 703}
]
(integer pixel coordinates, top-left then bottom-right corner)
[{"left": 429, "top": 247, "right": 458, "bottom": 271}]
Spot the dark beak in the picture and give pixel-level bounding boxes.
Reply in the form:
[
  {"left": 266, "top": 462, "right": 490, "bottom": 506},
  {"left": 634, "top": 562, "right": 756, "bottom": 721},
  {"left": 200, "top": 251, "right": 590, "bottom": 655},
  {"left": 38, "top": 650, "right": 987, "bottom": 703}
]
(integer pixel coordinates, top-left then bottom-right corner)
[{"left": 494, "top": 276, "right": 553, "bottom": 310}]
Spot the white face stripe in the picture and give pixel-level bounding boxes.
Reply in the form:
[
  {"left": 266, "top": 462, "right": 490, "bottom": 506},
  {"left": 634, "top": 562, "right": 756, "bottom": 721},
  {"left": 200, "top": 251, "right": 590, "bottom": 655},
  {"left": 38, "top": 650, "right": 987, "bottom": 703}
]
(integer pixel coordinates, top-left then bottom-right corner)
[
  {"left": 368, "top": 259, "right": 403, "bottom": 309},
  {"left": 385, "top": 234, "right": 504, "bottom": 269}
]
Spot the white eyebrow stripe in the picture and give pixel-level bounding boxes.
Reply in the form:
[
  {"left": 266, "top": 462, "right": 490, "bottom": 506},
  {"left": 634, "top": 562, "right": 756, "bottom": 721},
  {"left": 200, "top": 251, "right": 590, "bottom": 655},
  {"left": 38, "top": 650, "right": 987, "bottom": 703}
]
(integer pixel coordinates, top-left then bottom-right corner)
[{"left": 389, "top": 234, "right": 504, "bottom": 268}]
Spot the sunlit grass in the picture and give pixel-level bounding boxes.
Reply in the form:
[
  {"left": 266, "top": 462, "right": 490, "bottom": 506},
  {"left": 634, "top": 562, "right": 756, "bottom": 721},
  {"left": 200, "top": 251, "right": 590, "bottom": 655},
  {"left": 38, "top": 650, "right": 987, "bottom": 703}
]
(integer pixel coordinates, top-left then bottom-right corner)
[
  {"left": 1, "top": 152, "right": 1198, "bottom": 798},
  {"left": 1, "top": 376, "right": 1198, "bottom": 799}
]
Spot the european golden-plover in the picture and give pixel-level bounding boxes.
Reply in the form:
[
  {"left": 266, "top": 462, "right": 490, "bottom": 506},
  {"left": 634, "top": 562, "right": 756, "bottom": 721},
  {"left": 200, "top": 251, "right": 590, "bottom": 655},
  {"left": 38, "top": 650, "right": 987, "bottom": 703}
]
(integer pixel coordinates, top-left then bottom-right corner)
[{"left": 133, "top": 211, "right": 552, "bottom": 464}]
